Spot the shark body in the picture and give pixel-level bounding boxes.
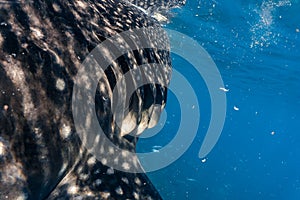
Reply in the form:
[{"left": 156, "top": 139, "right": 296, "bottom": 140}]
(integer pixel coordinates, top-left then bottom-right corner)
[{"left": 0, "top": 0, "right": 183, "bottom": 199}]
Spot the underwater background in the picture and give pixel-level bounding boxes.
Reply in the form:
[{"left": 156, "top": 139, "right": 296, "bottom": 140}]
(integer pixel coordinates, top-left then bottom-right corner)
[{"left": 137, "top": 0, "right": 300, "bottom": 199}]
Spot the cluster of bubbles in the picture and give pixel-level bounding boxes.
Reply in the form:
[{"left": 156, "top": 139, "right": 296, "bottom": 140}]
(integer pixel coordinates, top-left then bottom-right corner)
[{"left": 250, "top": 0, "right": 292, "bottom": 48}]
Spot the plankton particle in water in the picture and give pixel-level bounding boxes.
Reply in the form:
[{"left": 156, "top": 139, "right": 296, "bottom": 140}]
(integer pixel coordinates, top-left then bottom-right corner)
[
  {"left": 219, "top": 87, "right": 229, "bottom": 92},
  {"left": 233, "top": 106, "right": 239, "bottom": 111},
  {"left": 271, "top": 131, "right": 275, "bottom": 135}
]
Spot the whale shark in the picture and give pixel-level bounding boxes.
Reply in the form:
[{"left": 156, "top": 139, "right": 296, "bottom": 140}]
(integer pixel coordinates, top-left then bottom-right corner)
[{"left": 0, "top": 0, "right": 184, "bottom": 199}]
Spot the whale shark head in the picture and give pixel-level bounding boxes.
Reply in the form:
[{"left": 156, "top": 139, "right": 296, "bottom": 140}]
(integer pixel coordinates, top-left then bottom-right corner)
[{"left": 0, "top": 0, "right": 185, "bottom": 199}]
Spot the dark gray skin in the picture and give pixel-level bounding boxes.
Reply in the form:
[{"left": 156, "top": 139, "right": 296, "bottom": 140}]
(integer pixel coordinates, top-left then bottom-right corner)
[
  {"left": 127, "top": 0, "right": 186, "bottom": 16},
  {"left": 0, "top": 0, "right": 178, "bottom": 199}
]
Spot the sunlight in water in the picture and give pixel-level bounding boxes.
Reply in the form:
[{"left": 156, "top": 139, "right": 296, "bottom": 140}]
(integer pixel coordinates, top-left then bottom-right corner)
[{"left": 250, "top": 0, "right": 292, "bottom": 48}]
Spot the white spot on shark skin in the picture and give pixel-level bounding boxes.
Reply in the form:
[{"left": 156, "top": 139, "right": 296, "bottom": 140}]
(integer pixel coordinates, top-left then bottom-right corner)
[
  {"left": 121, "top": 150, "right": 129, "bottom": 157},
  {"left": 33, "top": 127, "right": 42, "bottom": 138},
  {"left": 3, "top": 104, "right": 9, "bottom": 111},
  {"left": 115, "top": 186, "right": 124, "bottom": 195},
  {"left": 68, "top": 185, "right": 79, "bottom": 195},
  {"left": 0, "top": 140, "right": 6, "bottom": 156},
  {"left": 60, "top": 124, "right": 71, "bottom": 139},
  {"left": 152, "top": 12, "right": 168, "bottom": 22},
  {"left": 56, "top": 78, "right": 66, "bottom": 91},
  {"left": 121, "top": 177, "right": 129, "bottom": 185},
  {"left": 94, "top": 169, "right": 101, "bottom": 175},
  {"left": 76, "top": 1, "right": 88, "bottom": 9},
  {"left": 30, "top": 27, "right": 44, "bottom": 40},
  {"left": 52, "top": 3, "right": 62, "bottom": 12},
  {"left": 0, "top": 22, "right": 7, "bottom": 26},
  {"left": 0, "top": 34, "right": 3, "bottom": 47},
  {"left": 87, "top": 156, "right": 96, "bottom": 166},
  {"left": 122, "top": 162, "right": 130, "bottom": 170},
  {"left": 106, "top": 168, "right": 114, "bottom": 175},
  {"left": 94, "top": 135, "right": 100, "bottom": 144},
  {"left": 79, "top": 173, "right": 89, "bottom": 181},
  {"left": 133, "top": 192, "right": 139, "bottom": 200},
  {"left": 85, "top": 112, "right": 92, "bottom": 131},
  {"left": 100, "top": 192, "right": 110, "bottom": 199},
  {"left": 15, "top": 195, "right": 27, "bottom": 200},
  {"left": 94, "top": 179, "right": 102, "bottom": 186},
  {"left": 108, "top": 146, "right": 115, "bottom": 155},
  {"left": 101, "top": 158, "right": 107, "bottom": 165},
  {"left": 134, "top": 177, "right": 142, "bottom": 186}
]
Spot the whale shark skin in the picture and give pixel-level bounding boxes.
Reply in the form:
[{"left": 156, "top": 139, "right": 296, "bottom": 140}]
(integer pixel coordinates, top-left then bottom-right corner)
[
  {"left": 126, "top": 0, "right": 186, "bottom": 14},
  {"left": 0, "top": 0, "right": 174, "bottom": 199}
]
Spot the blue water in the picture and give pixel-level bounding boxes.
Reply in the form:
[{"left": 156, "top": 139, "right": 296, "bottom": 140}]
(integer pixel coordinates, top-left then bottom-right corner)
[{"left": 137, "top": 0, "right": 300, "bottom": 199}]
